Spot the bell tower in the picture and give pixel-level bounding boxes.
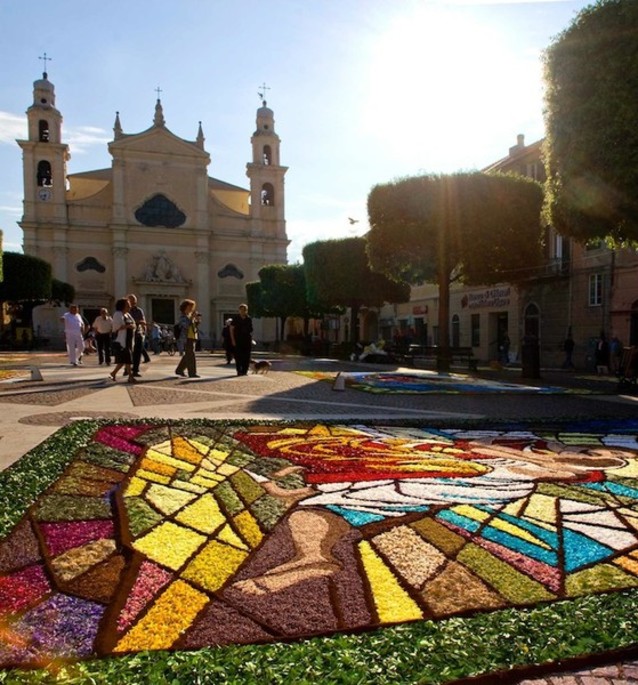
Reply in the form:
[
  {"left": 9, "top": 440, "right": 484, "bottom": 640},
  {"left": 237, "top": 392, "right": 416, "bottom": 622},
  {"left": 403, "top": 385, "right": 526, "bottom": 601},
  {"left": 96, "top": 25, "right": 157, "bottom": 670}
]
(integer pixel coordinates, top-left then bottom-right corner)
[
  {"left": 18, "top": 56, "right": 70, "bottom": 256},
  {"left": 246, "top": 87, "right": 287, "bottom": 238}
]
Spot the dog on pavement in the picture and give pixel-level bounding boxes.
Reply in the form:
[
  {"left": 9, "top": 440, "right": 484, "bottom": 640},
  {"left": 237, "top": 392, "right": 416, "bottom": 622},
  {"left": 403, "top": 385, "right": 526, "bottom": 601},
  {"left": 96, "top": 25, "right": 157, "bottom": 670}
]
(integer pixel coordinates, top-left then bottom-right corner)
[{"left": 249, "top": 360, "right": 271, "bottom": 375}]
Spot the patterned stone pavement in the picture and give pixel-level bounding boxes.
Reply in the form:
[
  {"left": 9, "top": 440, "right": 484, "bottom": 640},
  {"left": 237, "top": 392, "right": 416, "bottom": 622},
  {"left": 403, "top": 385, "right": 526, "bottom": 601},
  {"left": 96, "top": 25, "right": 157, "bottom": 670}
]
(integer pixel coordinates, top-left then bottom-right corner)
[{"left": 2, "top": 349, "right": 638, "bottom": 684}]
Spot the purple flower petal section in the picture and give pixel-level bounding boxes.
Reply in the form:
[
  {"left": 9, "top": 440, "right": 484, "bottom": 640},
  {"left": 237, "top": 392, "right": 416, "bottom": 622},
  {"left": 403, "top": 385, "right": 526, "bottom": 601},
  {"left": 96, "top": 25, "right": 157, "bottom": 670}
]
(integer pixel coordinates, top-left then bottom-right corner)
[
  {"left": 94, "top": 425, "right": 149, "bottom": 456},
  {"left": 40, "top": 520, "right": 115, "bottom": 557},
  {"left": 0, "top": 593, "right": 104, "bottom": 667}
]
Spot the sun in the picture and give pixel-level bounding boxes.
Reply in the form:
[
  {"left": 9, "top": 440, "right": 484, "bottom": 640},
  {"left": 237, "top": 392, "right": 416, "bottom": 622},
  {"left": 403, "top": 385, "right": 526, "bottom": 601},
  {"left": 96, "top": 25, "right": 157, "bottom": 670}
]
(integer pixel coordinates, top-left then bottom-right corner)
[{"left": 361, "top": 5, "right": 541, "bottom": 171}]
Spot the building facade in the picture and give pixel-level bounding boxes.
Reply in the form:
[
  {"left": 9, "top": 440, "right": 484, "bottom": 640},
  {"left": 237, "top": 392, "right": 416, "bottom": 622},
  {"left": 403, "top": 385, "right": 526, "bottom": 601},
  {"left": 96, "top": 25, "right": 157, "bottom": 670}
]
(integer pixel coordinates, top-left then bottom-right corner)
[
  {"left": 18, "top": 70, "right": 288, "bottom": 344},
  {"left": 378, "top": 135, "right": 638, "bottom": 368}
]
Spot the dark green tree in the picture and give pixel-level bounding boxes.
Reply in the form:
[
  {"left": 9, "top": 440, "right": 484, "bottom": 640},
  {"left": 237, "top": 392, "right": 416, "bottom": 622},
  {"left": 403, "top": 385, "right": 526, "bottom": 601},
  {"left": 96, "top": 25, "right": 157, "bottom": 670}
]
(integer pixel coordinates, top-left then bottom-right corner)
[
  {"left": 303, "top": 237, "right": 410, "bottom": 345},
  {"left": 543, "top": 0, "right": 638, "bottom": 245},
  {"left": 0, "top": 252, "right": 52, "bottom": 302},
  {"left": 51, "top": 279, "right": 76, "bottom": 306},
  {"left": 367, "top": 172, "right": 543, "bottom": 369},
  {"left": 247, "top": 264, "right": 321, "bottom": 341}
]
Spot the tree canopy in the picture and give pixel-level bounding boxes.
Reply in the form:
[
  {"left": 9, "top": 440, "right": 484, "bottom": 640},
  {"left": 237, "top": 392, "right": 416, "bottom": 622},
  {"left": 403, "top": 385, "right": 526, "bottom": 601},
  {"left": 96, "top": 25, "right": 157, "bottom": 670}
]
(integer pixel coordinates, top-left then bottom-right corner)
[
  {"left": 543, "top": 0, "right": 638, "bottom": 245},
  {"left": 0, "top": 252, "right": 52, "bottom": 302},
  {"left": 367, "top": 172, "right": 544, "bottom": 367},
  {"left": 246, "top": 264, "right": 316, "bottom": 340},
  {"left": 303, "top": 237, "right": 410, "bottom": 344}
]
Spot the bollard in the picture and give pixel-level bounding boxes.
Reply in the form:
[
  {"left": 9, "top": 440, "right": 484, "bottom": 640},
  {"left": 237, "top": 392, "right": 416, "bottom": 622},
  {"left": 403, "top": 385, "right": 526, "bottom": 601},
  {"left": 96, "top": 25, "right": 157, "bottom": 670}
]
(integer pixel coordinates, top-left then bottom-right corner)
[
  {"left": 333, "top": 372, "right": 345, "bottom": 391},
  {"left": 30, "top": 366, "right": 43, "bottom": 381}
]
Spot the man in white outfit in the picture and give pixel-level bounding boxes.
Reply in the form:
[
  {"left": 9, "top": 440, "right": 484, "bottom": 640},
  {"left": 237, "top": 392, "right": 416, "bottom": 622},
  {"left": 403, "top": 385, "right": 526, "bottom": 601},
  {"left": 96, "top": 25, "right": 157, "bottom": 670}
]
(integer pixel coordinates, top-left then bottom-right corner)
[{"left": 60, "top": 304, "right": 86, "bottom": 366}]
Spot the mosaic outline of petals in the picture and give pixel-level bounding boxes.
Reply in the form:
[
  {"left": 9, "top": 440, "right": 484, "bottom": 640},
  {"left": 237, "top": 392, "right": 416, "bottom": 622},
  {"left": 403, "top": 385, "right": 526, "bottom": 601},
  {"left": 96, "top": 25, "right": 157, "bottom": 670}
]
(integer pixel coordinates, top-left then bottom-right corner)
[{"left": 2, "top": 419, "right": 638, "bottom": 667}]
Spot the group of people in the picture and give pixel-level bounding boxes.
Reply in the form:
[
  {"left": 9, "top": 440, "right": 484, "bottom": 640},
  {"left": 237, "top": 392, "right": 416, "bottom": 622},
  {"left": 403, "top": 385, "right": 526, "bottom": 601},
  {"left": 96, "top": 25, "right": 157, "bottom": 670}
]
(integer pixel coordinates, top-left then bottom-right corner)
[
  {"left": 61, "top": 299, "right": 254, "bottom": 381},
  {"left": 562, "top": 330, "right": 624, "bottom": 374}
]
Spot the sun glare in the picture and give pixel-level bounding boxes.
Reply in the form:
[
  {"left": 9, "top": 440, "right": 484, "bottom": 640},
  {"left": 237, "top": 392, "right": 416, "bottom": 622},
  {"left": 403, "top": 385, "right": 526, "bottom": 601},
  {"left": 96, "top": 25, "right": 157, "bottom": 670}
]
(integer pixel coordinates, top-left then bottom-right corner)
[{"left": 362, "top": 6, "right": 541, "bottom": 171}]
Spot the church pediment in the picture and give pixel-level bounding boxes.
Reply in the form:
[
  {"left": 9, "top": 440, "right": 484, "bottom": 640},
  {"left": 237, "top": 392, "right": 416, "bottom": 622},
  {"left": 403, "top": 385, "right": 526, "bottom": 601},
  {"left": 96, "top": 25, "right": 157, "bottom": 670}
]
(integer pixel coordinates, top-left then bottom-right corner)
[{"left": 109, "top": 126, "right": 209, "bottom": 160}]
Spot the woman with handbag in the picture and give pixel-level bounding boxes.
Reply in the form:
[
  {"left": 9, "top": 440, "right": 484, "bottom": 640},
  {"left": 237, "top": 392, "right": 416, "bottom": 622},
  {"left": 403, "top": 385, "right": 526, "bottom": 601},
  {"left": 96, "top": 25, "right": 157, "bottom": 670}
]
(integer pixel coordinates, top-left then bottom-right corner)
[
  {"left": 109, "top": 298, "right": 137, "bottom": 383},
  {"left": 175, "top": 299, "right": 200, "bottom": 378}
]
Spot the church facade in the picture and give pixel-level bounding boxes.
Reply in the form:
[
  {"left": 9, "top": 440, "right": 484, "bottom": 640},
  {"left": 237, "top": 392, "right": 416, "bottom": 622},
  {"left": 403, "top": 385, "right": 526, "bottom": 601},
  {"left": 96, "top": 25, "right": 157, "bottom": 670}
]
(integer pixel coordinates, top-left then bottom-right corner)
[{"left": 18, "top": 70, "right": 288, "bottom": 343}]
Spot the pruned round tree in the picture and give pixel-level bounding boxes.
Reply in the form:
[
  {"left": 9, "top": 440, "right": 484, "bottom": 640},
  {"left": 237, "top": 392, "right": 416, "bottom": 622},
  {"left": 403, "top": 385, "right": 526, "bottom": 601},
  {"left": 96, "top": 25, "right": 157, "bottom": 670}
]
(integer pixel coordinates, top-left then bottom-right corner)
[
  {"left": 303, "top": 237, "right": 410, "bottom": 345},
  {"left": 543, "top": 0, "right": 638, "bottom": 245},
  {"left": 0, "top": 252, "right": 52, "bottom": 302},
  {"left": 367, "top": 172, "right": 544, "bottom": 369}
]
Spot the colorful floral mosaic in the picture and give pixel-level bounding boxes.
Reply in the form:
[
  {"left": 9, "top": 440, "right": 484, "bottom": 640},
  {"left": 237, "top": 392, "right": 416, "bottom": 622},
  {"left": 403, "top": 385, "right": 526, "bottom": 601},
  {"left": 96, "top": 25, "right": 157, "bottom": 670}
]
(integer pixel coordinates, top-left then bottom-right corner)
[
  {"left": 2, "top": 419, "right": 638, "bottom": 668},
  {"left": 296, "top": 370, "right": 597, "bottom": 394}
]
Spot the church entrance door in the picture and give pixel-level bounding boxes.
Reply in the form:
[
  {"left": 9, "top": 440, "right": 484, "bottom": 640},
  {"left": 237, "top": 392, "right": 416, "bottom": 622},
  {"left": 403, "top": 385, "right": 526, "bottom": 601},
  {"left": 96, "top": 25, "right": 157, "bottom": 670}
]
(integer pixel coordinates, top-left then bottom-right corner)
[{"left": 151, "top": 298, "right": 176, "bottom": 325}]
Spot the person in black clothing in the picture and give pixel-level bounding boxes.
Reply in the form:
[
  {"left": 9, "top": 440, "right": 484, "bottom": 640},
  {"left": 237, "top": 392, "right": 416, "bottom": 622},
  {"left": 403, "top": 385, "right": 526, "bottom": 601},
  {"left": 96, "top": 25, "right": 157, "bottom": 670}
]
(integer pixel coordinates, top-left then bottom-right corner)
[
  {"left": 127, "top": 294, "right": 150, "bottom": 377},
  {"left": 562, "top": 334, "right": 575, "bottom": 370},
  {"left": 221, "top": 318, "right": 234, "bottom": 364},
  {"left": 230, "top": 304, "right": 253, "bottom": 376}
]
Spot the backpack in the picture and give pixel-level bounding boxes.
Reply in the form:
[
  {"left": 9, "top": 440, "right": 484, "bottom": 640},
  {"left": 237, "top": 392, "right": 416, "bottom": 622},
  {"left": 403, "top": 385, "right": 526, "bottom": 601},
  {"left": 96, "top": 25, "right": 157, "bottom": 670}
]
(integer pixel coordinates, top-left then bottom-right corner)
[{"left": 174, "top": 323, "right": 181, "bottom": 338}]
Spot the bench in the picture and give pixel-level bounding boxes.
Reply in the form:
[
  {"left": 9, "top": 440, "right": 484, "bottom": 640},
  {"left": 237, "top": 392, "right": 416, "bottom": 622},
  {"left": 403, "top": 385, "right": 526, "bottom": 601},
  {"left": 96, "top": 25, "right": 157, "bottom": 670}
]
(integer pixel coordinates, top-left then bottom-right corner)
[{"left": 403, "top": 345, "right": 478, "bottom": 372}]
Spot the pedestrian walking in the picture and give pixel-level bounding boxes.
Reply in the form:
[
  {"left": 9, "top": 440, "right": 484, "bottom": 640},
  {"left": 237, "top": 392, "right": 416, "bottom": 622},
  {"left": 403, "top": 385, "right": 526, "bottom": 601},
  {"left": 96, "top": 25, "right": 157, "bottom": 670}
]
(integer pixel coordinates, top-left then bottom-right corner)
[
  {"left": 92, "top": 308, "right": 113, "bottom": 366},
  {"left": 60, "top": 304, "right": 86, "bottom": 366},
  {"left": 222, "top": 318, "right": 234, "bottom": 364},
  {"left": 109, "top": 298, "right": 137, "bottom": 384},
  {"left": 174, "top": 299, "right": 200, "bottom": 378},
  {"left": 230, "top": 304, "right": 253, "bottom": 376},
  {"left": 127, "top": 294, "right": 150, "bottom": 377}
]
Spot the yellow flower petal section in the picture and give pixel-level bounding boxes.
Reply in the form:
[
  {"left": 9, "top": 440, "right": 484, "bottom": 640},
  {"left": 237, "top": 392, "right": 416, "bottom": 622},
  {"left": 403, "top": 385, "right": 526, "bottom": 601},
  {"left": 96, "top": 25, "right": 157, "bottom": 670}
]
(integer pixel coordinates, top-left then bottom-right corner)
[
  {"left": 145, "top": 484, "right": 197, "bottom": 516},
  {"left": 182, "top": 539, "right": 249, "bottom": 592},
  {"left": 233, "top": 510, "right": 263, "bottom": 549},
  {"left": 124, "top": 476, "right": 146, "bottom": 497},
  {"left": 175, "top": 493, "right": 227, "bottom": 534},
  {"left": 133, "top": 521, "right": 206, "bottom": 571},
  {"left": 358, "top": 540, "right": 422, "bottom": 623},
  {"left": 522, "top": 494, "right": 558, "bottom": 524},
  {"left": 217, "top": 523, "right": 250, "bottom": 551},
  {"left": 451, "top": 505, "right": 490, "bottom": 523},
  {"left": 135, "top": 469, "right": 170, "bottom": 485},
  {"left": 144, "top": 449, "right": 197, "bottom": 473},
  {"left": 172, "top": 437, "right": 207, "bottom": 465},
  {"left": 114, "top": 580, "right": 208, "bottom": 652}
]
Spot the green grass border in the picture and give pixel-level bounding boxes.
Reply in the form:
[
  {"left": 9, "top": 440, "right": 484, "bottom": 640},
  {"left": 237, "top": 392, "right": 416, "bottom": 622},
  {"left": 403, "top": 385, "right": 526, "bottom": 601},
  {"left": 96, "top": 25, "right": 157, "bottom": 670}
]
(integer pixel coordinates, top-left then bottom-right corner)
[{"left": 2, "top": 418, "right": 638, "bottom": 685}]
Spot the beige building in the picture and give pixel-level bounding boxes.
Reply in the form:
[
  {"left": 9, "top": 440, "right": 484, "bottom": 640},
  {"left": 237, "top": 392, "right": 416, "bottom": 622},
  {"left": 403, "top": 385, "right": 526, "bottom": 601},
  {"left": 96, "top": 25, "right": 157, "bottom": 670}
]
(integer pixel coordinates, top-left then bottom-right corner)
[
  {"left": 18, "top": 70, "right": 288, "bottom": 344},
  {"left": 378, "top": 134, "right": 638, "bottom": 368}
]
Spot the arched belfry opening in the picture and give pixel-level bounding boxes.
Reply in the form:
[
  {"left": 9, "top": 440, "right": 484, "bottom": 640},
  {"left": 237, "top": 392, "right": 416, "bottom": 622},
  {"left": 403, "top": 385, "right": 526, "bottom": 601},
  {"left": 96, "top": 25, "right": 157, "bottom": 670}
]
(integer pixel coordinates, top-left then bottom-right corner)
[
  {"left": 263, "top": 145, "right": 272, "bottom": 165},
  {"left": 37, "top": 160, "right": 52, "bottom": 186},
  {"left": 261, "top": 183, "right": 275, "bottom": 206},
  {"left": 39, "top": 120, "right": 50, "bottom": 142}
]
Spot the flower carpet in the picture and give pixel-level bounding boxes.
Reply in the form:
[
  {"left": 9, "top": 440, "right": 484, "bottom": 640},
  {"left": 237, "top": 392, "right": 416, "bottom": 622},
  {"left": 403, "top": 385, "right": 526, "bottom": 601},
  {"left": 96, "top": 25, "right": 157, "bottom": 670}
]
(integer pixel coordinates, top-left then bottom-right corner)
[
  {"left": 2, "top": 419, "right": 638, "bottom": 677},
  {"left": 297, "top": 370, "right": 598, "bottom": 394}
]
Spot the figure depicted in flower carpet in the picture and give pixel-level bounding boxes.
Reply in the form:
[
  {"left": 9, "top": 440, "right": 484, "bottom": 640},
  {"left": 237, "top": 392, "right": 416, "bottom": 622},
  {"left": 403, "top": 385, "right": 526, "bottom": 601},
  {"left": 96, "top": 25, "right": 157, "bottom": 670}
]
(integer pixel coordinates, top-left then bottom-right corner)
[{"left": 2, "top": 421, "right": 638, "bottom": 667}]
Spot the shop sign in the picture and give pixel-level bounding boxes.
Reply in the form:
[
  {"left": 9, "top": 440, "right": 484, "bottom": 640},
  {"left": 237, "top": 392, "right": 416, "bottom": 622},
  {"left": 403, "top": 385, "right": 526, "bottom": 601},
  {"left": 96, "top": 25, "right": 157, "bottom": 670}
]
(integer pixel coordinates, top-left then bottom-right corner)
[{"left": 462, "top": 287, "right": 511, "bottom": 310}]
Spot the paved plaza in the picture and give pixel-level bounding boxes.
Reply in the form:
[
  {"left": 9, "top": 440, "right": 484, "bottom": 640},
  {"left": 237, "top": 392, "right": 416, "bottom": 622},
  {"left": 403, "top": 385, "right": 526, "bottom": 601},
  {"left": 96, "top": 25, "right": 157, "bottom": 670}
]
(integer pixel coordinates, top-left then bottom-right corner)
[{"left": 1, "top": 349, "right": 638, "bottom": 684}]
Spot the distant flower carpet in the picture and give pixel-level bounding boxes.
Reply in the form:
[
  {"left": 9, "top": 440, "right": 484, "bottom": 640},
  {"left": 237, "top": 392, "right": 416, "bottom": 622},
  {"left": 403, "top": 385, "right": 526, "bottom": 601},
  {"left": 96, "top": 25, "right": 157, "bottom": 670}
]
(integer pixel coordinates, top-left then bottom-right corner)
[
  {"left": 296, "top": 370, "right": 597, "bottom": 394},
  {"left": 2, "top": 419, "right": 638, "bottom": 669}
]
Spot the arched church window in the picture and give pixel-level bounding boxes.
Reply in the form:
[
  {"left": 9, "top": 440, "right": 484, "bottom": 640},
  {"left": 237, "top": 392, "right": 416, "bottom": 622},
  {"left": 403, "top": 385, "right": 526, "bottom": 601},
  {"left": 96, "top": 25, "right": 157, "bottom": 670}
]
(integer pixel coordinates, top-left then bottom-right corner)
[
  {"left": 76, "top": 256, "right": 106, "bottom": 273},
  {"left": 263, "top": 145, "right": 272, "bottom": 165},
  {"left": 261, "top": 183, "right": 275, "bottom": 206},
  {"left": 39, "top": 120, "right": 50, "bottom": 142},
  {"left": 134, "top": 194, "right": 186, "bottom": 228},
  {"left": 37, "top": 160, "right": 53, "bottom": 187}
]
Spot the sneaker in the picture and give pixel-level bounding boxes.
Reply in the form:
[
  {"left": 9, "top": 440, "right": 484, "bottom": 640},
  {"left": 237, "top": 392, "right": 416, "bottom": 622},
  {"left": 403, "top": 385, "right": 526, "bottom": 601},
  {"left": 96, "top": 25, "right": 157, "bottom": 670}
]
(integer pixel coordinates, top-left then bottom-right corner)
[
  {"left": 188, "top": 374, "right": 201, "bottom": 378},
  {"left": 175, "top": 371, "right": 186, "bottom": 377},
  {"left": 132, "top": 373, "right": 142, "bottom": 377}
]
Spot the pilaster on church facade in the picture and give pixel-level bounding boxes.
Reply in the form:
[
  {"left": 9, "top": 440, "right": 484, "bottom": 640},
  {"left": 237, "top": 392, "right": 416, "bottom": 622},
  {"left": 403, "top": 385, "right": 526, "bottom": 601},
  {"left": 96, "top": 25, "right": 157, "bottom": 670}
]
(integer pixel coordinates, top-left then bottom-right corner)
[{"left": 19, "top": 71, "right": 289, "bottom": 344}]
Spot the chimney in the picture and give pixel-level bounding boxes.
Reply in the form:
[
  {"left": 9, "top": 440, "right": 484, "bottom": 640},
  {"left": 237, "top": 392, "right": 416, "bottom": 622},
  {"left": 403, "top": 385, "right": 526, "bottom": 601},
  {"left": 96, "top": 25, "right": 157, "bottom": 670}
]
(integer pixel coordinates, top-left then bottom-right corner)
[{"left": 509, "top": 134, "right": 525, "bottom": 157}]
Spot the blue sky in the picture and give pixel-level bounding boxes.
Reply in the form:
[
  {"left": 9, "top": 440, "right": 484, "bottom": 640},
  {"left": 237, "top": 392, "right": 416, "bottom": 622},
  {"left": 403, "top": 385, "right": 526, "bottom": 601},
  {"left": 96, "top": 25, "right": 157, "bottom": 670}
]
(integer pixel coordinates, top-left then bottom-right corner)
[{"left": 0, "top": 0, "right": 591, "bottom": 263}]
